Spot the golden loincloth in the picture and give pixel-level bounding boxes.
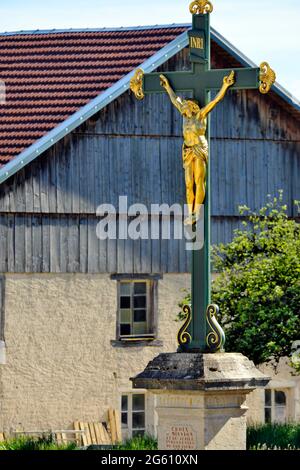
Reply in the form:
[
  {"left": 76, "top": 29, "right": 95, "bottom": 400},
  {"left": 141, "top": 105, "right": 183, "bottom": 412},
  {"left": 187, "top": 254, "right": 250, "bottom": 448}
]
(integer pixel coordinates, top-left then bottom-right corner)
[{"left": 182, "top": 142, "right": 208, "bottom": 169}]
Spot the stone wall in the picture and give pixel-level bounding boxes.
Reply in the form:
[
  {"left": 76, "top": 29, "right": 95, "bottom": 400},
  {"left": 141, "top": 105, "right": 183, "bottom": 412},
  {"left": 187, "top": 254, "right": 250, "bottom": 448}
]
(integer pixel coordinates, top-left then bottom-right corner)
[{"left": 0, "top": 273, "right": 190, "bottom": 433}]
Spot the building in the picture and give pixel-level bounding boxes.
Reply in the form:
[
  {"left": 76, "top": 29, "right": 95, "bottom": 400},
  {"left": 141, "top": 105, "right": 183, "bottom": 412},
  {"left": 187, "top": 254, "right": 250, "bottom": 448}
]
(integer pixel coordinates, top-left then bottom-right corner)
[{"left": 0, "top": 24, "right": 299, "bottom": 436}]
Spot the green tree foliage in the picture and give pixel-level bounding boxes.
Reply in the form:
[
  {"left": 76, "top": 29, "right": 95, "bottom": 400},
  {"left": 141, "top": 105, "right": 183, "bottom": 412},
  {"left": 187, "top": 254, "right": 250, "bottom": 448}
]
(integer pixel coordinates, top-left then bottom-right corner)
[{"left": 212, "top": 192, "right": 300, "bottom": 366}]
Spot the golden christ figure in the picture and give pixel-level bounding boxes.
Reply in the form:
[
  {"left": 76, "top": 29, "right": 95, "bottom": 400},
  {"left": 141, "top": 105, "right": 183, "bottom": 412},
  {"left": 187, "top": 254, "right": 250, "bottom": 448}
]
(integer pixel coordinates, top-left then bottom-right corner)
[{"left": 160, "top": 71, "right": 235, "bottom": 225}]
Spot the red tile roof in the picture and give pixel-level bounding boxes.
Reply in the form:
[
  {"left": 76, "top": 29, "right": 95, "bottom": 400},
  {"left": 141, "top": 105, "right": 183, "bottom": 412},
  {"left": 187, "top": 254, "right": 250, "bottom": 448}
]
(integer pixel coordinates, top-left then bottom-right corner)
[{"left": 0, "top": 27, "right": 187, "bottom": 166}]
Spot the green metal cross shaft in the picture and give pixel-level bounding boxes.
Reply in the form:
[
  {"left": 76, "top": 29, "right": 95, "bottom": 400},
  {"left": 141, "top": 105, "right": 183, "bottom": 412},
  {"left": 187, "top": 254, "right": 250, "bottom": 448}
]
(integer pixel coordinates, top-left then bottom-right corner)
[{"left": 140, "top": 13, "right": 262, "bottom": 353}]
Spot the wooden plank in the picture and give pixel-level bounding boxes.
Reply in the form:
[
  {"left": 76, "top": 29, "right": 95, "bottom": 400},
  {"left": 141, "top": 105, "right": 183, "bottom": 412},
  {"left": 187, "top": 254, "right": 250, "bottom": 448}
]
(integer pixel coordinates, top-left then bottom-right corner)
[
  {"left": 73, "top": 421, "right": 82, "bottom": 447},
  {"left": 67, "top": 216, "right": 80, "bottom": 273},
  {"left": 40, "top": 155, "right": 49, "bottom": 213},
  {"left": 87, "top": 218, "right": 98, "bottom": 273},
  {"left": 88, "top": 423, "right": 97, "bottom": 445},
  {"left": 32, "top": 158, "right": 41, "bottom": 212},
  {"left": 7, "top": 215, "right": 15, "bottom": 272},
  {"left": 96, "top": 423, "right": 106, "bottom": 444},
  {"left": 24, "top": 215, "right": 32, "bottom": 273},
  {"left": 64, "top": 138, "right": 73, "bottom": 214},
  {"left": 50, "top": 217, "right": 61, "bottom": 273},
  {"left": 55, "top": 433, "right": 62, "bottom": 445},
  {"left": 0, "top": 215, "right": 8, "bottom": 273},
  {"left": 101, "top": 424, "right": 111, "bottom": 445},
  {"left": 114, "top": 409, "right": 122, "bottom": 444},
  {"left": 14, "top": 215, "right": 25, "bottom": 273},
  {"left": 87, "top": 136, "right": 96, "bottom": 213},
  {"left": 32, "top": 216, "right": 42, "bottom": 272},
  {"left": 71, "top": 136, "right": 80, "bottom": 214},
  {"left": 0, "top": 181, "right": 10, "bottom": 212},
  {"left": 42, "top": 217, "right": 50, "bottom": 273},
  {"left": 0, "top": 432, "right": 4, "bottom": 442},
  {"left": 59, "top": 217, "right": 68, "bottom": 272},
  {"left": 93, "top": 423, "right": 102, "bottom": 445},
  {"left": 79, "top": 216, "right": 88, "bottom": 273},
  {"left": 78, "top": 422, "right": 88, "bottom": 447},
  {"left": 84, "top": 422, "right": 92, "bottom": 446},
  {"left": 94, "top": 137, "right": 102, "bottom": 210},
  {"left": 48, "top": 146, "right": 57, "bottom": 213},
  {"left": 56, "top": 139, "right": 67, "bottom": 214},
  {"left": 108, "top": 408, "right": 117, "bottom": 444},
  {"left": 78, "top": 137, "right": 89, "bottom": 214},
  {"left": 16, "top": 168, "right": 26, "bottom": 212},
  {"left": 8, "top": 176, "right": 16, "bottom": 213}
]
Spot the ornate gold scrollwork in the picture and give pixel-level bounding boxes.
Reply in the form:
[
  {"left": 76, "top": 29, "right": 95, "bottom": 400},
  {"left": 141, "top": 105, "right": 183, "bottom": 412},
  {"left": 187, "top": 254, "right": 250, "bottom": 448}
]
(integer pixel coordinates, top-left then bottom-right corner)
[
  {"left": 259, "top": 62, "right": 276, "bottom": 94},
  {"left": 130, "top": 68, "right": 145, "bottom": 100},
  {"left": 206, "top": 304, "right": 225, "bottom": 352},
  {"left": 177, "top": 304, "right": 192, "bottom": 346},
  {"left": 189, "top": 1, "right": 213, "bottom": 15}
]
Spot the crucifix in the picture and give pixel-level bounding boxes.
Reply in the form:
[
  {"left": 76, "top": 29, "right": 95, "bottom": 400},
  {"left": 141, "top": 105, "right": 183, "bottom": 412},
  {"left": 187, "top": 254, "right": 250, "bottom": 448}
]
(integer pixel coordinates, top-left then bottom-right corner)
[{"left": 130, "top": 1, "right": 276, "bottom": 353}]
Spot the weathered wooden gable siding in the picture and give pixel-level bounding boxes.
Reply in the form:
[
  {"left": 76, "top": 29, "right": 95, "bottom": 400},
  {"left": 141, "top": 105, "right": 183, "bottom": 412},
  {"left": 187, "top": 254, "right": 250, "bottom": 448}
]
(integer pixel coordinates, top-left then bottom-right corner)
[
  {"left": 0, "top": 214, "right": 189, "bottom": 274},
  {"left": 0, "top": 47, "right": 299, "bottom": 272}
]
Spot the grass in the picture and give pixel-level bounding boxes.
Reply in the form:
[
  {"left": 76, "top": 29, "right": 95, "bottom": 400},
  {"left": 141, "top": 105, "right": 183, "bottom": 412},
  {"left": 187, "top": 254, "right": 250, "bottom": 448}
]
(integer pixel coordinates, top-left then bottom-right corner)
[
  {"left": 0, "top": 435, "right": 77, "bottom": 451},
  {"left": 6, "top": 425, "right": 300, "bottom": 451},
  {"left": 247, "top": 423, "right": 300, "bottom": 450},
  {"left": 0, "top": 434, "right": 157, "bottom": 451},
  {"left": 116, "top": 435, "right": 158, "bottom": 450}
]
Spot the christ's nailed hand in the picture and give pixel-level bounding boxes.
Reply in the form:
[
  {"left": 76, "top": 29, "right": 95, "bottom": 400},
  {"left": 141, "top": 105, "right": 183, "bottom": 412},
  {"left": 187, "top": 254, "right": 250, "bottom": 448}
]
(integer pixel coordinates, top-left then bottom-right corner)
[
  {"left": 223, "top": 70, "right": 235, "bottom": 87},
  {"left": 160, "top": 74, "right": 169, "bottom": 89}
]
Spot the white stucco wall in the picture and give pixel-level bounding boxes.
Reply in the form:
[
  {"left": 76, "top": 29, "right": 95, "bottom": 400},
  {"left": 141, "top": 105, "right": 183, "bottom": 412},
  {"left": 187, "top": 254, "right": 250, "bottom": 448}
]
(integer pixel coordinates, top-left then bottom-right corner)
[{"left": 0, "top": 273, "right": 190, "bottom": 433}]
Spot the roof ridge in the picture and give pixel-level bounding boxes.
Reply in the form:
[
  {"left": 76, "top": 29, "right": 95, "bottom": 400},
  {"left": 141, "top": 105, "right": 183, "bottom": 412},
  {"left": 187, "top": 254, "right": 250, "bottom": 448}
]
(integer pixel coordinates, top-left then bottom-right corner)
[{"left": 0, "top": 24, "right": 190, "bottom": 36}]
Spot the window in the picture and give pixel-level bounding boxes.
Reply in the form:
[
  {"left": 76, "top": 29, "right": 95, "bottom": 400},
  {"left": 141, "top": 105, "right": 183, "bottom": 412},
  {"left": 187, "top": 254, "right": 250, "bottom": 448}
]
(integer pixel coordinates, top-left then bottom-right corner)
[
  {"left": 264, "top": 389, "right": 287, "bottom": 423},
  {"left": 119, "top": 281, "right": 148, "bottom": 337},
  {"left": 121, "top": 393, "right": 146, "bottom": 438},
  {"left": 112, "top": 274, "right": 160, "bottom": 341}
]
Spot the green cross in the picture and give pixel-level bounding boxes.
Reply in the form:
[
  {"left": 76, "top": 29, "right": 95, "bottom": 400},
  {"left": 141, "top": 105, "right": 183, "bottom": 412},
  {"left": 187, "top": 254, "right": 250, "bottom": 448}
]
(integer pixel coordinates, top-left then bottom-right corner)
[{"left": 130, "top": 9, "right": 275, "bottom": 353}]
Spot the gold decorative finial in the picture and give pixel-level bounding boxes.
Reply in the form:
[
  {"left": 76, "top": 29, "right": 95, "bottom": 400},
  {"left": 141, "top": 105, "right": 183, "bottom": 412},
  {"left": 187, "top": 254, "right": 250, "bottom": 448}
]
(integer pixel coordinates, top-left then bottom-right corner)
[
  {"left": 206, "top": 304, "right": 225, "bottom": 352},
  {"left": 189, "top": 1, "right": 213, "bottom": 15},
  {"left": 130, "top": 68, "right": 145, "bottom": 100},
  {"left": 259, "top": 62, "right": 276, "bottom": 94},
  {"left": 177, "top": 304, "right": 192, "bottom": 347}
]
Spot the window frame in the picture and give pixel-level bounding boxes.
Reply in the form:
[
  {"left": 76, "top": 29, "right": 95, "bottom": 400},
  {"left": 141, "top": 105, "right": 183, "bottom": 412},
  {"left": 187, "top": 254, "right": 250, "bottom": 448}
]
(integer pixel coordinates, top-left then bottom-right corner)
[
  {"left": 118, "top": 280, "right": 150, "bottom": 338},
  {"left": 121, "top": 392, "right": 146, "bottom": 438},
  {"left": 264, "top": 389, "right": 287, "bottom": 424},
  {"left": 112, "top": 274, "right": 161, "bottom": 342}
]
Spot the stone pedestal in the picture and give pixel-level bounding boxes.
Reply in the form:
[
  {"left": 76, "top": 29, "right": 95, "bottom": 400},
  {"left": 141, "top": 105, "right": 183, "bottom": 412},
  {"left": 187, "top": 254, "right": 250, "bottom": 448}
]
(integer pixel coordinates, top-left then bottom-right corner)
[{"left": 131, "top": 353, "right": 270, "bottom": 450}]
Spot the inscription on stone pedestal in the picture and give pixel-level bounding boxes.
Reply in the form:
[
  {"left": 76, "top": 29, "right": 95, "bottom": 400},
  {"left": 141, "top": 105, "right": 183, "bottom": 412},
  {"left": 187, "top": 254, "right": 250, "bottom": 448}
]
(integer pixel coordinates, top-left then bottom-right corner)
[{"left": 165, "top": 426, "right": 196, "bottom": 450}]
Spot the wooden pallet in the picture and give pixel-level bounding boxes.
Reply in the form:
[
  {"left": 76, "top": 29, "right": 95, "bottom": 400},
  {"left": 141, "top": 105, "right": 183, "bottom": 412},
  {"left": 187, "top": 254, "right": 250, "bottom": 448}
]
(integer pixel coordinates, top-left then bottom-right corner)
[
  {"left": 1, "top": 409, "right": 121, "bottom": 447},
  {"left": 74, "top": 421, "right": 111, "bottom": 446}
]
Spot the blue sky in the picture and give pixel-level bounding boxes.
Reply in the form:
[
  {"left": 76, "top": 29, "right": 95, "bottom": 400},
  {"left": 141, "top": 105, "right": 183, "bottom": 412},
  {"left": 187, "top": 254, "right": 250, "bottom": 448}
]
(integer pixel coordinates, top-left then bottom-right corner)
[{"left": 0, "top": 0, "right": 299, "bottom": 99}]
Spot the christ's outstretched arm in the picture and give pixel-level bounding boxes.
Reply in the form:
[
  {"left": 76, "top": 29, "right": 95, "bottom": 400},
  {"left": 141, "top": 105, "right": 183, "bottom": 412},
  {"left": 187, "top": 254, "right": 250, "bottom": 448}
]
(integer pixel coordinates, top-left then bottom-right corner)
[
  {"left": 200, "top": 70, "right": 235, "bottom": 119},
  {"left": 160, "top": 74, "right": 184, "bottom": 113}
]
